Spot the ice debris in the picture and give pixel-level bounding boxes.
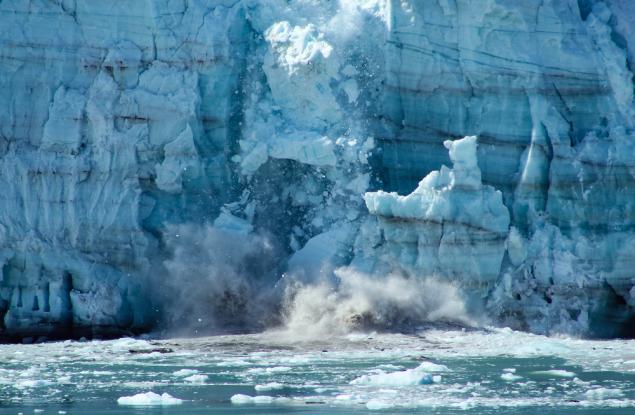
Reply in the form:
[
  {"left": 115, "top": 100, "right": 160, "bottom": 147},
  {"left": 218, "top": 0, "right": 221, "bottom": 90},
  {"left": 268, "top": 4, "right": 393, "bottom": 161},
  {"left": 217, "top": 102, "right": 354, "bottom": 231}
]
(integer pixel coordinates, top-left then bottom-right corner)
[{"left": 117, "top": 392, "right": 183, "bottom": 406}]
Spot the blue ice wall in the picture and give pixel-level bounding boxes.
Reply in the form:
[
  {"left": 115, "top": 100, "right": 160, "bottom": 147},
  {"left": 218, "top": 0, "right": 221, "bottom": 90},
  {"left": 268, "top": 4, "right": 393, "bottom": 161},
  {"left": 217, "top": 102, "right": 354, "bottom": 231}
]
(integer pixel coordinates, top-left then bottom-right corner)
[{"left": 0, "top": 0, "right": 633, "bottom": 338}]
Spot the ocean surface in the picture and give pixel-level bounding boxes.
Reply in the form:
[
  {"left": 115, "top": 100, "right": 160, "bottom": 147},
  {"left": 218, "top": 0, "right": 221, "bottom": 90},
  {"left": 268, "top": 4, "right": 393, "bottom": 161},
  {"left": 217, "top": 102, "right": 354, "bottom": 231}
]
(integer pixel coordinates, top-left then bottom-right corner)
[{"left": 1, "top": 328, "right": 634, "bottom": 414}]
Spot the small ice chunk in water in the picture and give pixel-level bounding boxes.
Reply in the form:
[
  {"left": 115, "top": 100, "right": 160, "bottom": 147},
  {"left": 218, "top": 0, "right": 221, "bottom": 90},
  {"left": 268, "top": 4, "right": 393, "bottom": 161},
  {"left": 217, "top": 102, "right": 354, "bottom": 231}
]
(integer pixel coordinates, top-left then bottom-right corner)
[
  {"left": 230, "top": 394, "right": 275, "bottom": 404},
  {"left": 351, "top": 371, "right": 433, "bottom": 386},
  {"left": 57, "top": 376, "right": 72, "bottom": 384},
  {"left": 532, "top": 369, "right": 576, "bottom": 378},
  {"left": 15, "top": 379, "right": 52, "bottom": 388},
  {"left": 376, "top": 364, "right": 403, "bottom": 371},
  {"left": 366, "top": 400, "right": 394, "bottom": 410},
  {"left": 117, "top": 392, "right": 183, "bottom": 406},
  {"left": 267, "top": 366, "right": 292, "bottom": 373},
  {"left": 184, "top": 374, "right": 208, "bottom": 383},
  {"left": 230, "top": 394, "right": 253, "bottom": 404},
  {"left": 173, "top": 369, "right": 199, "bottom": 377},
  {"left": 416, "top": 362, "right": 449, "bottom": 372},
  {"left": 248, "top": 366, "right": 292, "bottom": 374},
  {"left": 255, "top": 382, "right": 285, "bottom": 391},
  {"left": 351, "top": 362, "right": 444, "bottom": 386},
  {"left": 501, "top": 372, "right": 522, "bottom": 381},
  {"left": 584, "top": 388, "right": 624, "bottom": 400},
  {"left": 573, "top": 377, "right": 591, "bottom": 386}
]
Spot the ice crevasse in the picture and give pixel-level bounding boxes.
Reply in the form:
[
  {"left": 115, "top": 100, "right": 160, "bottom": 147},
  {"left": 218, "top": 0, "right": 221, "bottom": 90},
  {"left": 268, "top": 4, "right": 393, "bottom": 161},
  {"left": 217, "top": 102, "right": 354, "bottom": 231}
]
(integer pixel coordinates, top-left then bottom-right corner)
[{"left": 0, "top": 0, "right": 634, "bottom": 338}]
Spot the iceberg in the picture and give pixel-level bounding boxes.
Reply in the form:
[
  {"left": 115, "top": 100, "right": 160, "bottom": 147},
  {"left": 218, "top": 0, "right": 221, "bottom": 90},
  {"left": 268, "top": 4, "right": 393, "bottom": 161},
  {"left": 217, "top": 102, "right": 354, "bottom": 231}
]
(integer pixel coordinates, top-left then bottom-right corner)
[{"left": 0, "top": 0, "right": 633, "bottom": 338}]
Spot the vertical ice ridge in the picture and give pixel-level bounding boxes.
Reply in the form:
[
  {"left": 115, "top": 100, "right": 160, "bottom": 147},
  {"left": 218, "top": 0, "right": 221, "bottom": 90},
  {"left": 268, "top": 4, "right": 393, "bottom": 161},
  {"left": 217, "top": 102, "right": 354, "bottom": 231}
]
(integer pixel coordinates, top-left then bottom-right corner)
[
  {"left": 0, "top": 0, "right": 248, "bottom": 337},
  {"left": 361, "top": 136, "right": 509, "bottom": 294}
]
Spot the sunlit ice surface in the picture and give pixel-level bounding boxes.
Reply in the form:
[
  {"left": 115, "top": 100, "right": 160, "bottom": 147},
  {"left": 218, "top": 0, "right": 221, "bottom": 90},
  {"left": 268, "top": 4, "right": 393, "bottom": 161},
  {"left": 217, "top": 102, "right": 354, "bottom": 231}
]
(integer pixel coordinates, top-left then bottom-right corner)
[{"left": 1, "top": 327, "right": 635, "bottom": 414}]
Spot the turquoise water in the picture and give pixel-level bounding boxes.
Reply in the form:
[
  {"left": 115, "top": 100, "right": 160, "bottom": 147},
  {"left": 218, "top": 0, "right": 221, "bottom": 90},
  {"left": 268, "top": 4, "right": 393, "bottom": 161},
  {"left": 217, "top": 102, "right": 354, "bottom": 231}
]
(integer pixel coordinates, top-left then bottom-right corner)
[{"left": 1, "top": 328, "right": 634, "bottom": 414}]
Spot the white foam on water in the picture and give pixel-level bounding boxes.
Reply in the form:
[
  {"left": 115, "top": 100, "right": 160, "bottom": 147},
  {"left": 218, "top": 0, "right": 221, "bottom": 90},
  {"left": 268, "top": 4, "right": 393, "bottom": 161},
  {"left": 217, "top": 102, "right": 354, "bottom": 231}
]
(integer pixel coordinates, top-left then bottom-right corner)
[{"left": 281, "top": 270, "right": 473, "bottom": 340}]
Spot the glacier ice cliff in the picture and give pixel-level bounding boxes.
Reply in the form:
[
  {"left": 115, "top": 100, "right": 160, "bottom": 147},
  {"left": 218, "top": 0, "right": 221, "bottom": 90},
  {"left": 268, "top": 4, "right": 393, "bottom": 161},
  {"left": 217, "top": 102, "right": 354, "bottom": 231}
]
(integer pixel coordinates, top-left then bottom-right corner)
[
  {"left": 0, "top": 0, "right": 634, "bottom": 339},
  {"left": 361, "top": 136, "right": 510, "bottom": 295}
]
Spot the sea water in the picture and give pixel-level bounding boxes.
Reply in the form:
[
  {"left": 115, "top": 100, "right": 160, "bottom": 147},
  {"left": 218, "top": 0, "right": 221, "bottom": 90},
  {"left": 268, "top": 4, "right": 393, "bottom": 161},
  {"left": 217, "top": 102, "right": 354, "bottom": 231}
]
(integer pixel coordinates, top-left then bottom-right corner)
[{"left": 1, "top": 327, "right": 634, "bottom": 414}]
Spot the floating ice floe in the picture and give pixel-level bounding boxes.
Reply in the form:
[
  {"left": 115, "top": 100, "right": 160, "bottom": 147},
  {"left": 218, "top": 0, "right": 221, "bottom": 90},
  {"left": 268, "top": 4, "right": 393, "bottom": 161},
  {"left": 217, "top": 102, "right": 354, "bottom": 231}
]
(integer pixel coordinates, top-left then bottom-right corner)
[
  {"left": 117, "top": 392, "right": 183, "bottom": 406},
  {"left": 351, "top": 362, "right": 446, "bottom": 386},
  {"left": 183, "top": 374, "right": 208, "bottom": 383},
  {"left": 366, "top": 400, "right": 394, "bottom": 410},
  {"left": 584, "top": 388, "right": 624, "bottom": 400},
  {"left": 532, "top": 369, "right": 576, "bottom": 378},
  {"left": 255, "top": 382, "right": 285, "bottom": 391},
  {"left": 501, "top": 372, "right": 522, "bottom": 382},
  {"left": 230, "top": 394, "right": 290, "bottom": 404},
  {"left": 15, "top": 379, "right": 52, "bottom": 388},
  {"left": 173, "top": 368, "right": 199, "bottom": 377},
  {"left": 248, "top": 366, "right": 292, "bottom": 374}
]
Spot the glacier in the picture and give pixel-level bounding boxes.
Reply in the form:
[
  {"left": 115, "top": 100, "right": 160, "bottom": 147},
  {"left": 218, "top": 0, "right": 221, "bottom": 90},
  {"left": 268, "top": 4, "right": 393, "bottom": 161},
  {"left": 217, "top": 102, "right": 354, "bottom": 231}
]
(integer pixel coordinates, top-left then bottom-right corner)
[{"left": 0, "top": 0, "right": 634, "bottom": 339}]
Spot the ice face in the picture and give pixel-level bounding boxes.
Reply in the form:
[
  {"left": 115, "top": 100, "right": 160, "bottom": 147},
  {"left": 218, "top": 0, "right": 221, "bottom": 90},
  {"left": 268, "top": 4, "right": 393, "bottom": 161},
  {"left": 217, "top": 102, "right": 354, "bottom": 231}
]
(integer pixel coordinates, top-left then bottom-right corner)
[
  {"left": 361, "top": 136, "right": 510, "bottom": 292},
  {"left": 0, "top": 0, "right": 634, "bottom": 338}
]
